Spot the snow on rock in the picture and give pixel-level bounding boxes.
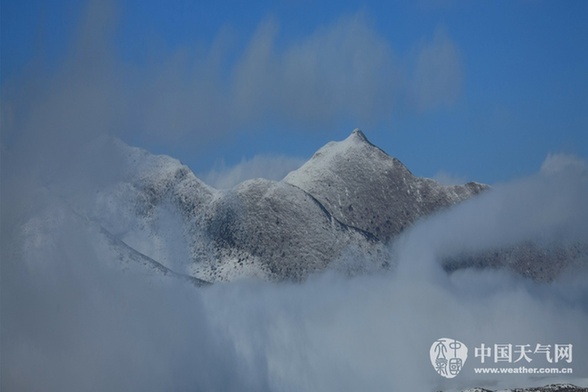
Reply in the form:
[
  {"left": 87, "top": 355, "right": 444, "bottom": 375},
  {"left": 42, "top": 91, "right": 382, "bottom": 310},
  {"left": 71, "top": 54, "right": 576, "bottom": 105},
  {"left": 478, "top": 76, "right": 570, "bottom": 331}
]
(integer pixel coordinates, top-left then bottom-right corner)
[
  {"left": 192, "top": 178, "right": 388, "bottom": 282},
  {"left": 84, "top": 130, "right": 488, "bottom": 282},
  {"left": 41, "top": 129, "right": 585, "bottom": 283},
  {"left": 284, "top": 128, "right": 487, "bottom": 241}
]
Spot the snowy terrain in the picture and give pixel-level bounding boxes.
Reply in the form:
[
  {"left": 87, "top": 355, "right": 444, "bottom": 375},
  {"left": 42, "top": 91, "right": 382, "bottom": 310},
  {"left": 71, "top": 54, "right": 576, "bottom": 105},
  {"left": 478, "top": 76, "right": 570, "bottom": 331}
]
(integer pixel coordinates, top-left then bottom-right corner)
[
  {"left": 3, "top": 129, "right": 587, "bottom": 391},
  {"left": 60, "top": 129, "right": 585, "bottom": 285},
  {"left": 59, "top": 129, "right": 494, "bottom": 283}
]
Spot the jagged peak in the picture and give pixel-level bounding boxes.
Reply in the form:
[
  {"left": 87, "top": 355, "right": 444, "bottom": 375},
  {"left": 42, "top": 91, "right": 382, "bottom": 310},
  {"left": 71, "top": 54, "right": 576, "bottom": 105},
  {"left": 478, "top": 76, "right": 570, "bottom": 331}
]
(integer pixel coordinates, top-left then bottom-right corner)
[
  {"left": 311, "top": 129, "right": 381, "bottom": 159},
  {"left": 341, "top": 128, "right": 387, "bottom": 154},
  {"left": 342, "top": 128, "right": 378, "bottom": 149},
  {"left": 284, "top": 128, "right": 410, "bottom": 189},
  {"left": 349, "top": 128, "right": 368, "bottom": 142}
]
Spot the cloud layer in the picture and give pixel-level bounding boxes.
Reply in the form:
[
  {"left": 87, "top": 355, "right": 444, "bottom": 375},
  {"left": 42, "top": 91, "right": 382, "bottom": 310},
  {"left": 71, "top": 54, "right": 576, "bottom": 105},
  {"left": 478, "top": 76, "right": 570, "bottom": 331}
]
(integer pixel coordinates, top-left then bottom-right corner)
[
  {"left": 202, "top": 154, "right": 306, "bottom": 189},
  {"left": 2, "top": 139, "right": 587, "bottom": 391},
  {"left": 1, "top": 1, "right": 464, "bottom": 165},
  {"left": 2, "top": 2, "right": 586, "bottom": 391}
]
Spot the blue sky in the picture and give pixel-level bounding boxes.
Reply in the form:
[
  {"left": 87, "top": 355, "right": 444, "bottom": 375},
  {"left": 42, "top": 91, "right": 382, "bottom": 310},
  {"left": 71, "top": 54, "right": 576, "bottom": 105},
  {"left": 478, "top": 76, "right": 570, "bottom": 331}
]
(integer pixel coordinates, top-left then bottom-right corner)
[{"left": 2, "top": 0, "right": 587, "bottom": 184}]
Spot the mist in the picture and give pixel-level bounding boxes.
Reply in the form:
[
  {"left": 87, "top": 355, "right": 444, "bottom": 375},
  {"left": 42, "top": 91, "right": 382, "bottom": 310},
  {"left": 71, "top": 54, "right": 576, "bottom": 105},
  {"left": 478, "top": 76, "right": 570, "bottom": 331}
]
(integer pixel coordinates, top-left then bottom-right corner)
[
  {"left": 202, "top": 154, "right": 306, "bottom": 189},
  {"left": 2, "top": 137, "right": 588, "bottom": 391},
  {"left": 1, "top": 1, "right": 464, "bottom": 165},
  {"left": 2, "top": 1, "right": 588, "bottom": 391}
]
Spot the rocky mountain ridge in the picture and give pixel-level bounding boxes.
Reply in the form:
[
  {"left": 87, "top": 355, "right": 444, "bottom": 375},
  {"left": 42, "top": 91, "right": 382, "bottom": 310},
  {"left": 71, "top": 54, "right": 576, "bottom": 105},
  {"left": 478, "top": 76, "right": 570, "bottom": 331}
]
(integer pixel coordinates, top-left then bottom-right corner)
[
  {"left": 87, "top": 129, "right": 489, "bottom": 282},
  {"left": 77, "top": 129, "right": 586, "bottom": 283},
  {"left": 284, "top": 129, "right": 487, "bottom": 241}
]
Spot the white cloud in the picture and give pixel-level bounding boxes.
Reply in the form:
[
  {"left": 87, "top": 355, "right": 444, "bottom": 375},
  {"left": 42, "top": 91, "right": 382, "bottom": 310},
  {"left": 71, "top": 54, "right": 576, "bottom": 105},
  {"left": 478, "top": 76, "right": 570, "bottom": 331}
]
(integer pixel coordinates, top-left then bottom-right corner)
[
  {"left": 1, "top": 2, "right": 465, "bottom": 166},
  {"left": 394, "top": 154, "right": 588, "bottom": 281},
  {"left": 412, "top": 27, "right": 463, "bottom": 111},
  {"left": 10, "top": 5, "right": 569, "bottom": 390},
  {"left": 541, "top": 152, "right": 588, "bottom": 175},
  {"left": 202, "top": 154, "right": 306, "bottom": 189},
  {"left": 3, "top": 116, "right": 587, "bottom": 391},
  {"left": 274, "top": 13, "right": 401, "bottom": 125},
  {"left": 432, "top": 169, "right": 467, "bottom": 185}
]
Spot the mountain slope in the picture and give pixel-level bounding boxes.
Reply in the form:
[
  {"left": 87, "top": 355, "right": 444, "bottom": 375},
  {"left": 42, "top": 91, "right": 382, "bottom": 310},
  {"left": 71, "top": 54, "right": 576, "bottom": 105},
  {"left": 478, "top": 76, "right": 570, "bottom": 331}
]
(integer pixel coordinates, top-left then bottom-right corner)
[
  {"left": 284, "top": 129, "right": 487, "bottom": 241},
  {"left": 192, "top": 178, "right": 388, "bottom": 281}
]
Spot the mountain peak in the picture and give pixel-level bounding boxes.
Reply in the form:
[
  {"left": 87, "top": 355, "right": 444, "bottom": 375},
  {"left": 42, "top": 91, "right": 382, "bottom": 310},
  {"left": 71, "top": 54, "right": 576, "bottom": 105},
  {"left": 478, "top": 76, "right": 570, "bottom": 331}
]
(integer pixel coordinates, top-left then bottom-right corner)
[
  {"left": 350, "top": 128, "right": 367, "bottom": 141},
  {"left": 340, "top": 128, "right": 382, "bottom": 152},
  {"left": 284, "top": 129, "right": 488, "bottom": 241},
  {"left": 306, "top": 128, "right": 380, "bottom": 160}
]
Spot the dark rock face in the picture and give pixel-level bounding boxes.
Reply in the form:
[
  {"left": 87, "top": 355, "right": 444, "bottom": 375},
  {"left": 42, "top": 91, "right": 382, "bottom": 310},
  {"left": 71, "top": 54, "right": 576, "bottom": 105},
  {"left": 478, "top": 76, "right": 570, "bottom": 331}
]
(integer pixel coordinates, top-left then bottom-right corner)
[
  {"left": 193, "top": 177, "right": 389, "bottom": 281},
  {"left": 443, "top": 240, "right": 588, "bottom": 282},
  {"left": 284, "top": 129, "right": 488, "bottom": 241}
]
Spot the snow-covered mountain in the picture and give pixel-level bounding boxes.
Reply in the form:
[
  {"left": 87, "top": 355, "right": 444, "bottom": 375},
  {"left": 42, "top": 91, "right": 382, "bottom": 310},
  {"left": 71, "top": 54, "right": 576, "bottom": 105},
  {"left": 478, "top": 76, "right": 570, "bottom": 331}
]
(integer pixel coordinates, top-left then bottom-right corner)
[
  {"left": 284, "top": 129, "right": 487, "bottom": 241},
  {"left": 7, "top": 129, "right": 588, "bottom": 391},
  {"left": 67, "top": 129, "right": 585, "bottom": 284},
  {"left": 76, "top": 129, "right": 490, "bottom": 283}
]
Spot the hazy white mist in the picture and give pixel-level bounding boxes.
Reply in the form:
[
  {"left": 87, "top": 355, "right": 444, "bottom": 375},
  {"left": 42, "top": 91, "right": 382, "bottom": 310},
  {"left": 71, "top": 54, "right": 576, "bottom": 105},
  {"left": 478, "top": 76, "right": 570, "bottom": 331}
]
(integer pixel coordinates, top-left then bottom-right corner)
[
  {"left": 2, "top": 147, "right": 587, "bottom": 391},
  {"left": 202, "top": 154, "right": 306, "bottom": 189},
  {"left": 1, "top": 1, "right": 587, "bottom": 391}
]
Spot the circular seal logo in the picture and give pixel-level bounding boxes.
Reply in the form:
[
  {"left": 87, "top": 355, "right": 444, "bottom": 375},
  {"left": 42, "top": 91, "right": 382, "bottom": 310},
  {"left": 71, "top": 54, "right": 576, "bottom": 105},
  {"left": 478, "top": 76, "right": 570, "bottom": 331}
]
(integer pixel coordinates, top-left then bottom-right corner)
[{"left": 430, "top": 338, "right": 468, "bottom": 378}]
